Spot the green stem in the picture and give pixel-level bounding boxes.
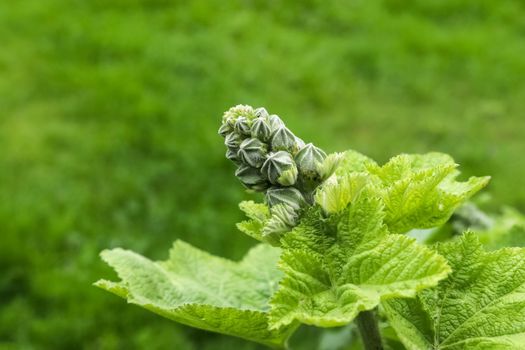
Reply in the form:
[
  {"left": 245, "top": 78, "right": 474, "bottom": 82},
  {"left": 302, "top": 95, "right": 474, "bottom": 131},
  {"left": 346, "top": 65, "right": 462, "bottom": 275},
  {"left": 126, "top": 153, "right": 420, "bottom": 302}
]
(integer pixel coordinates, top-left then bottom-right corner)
[{"left": 356, "top": 309, "right": 384, "bottom": 350}]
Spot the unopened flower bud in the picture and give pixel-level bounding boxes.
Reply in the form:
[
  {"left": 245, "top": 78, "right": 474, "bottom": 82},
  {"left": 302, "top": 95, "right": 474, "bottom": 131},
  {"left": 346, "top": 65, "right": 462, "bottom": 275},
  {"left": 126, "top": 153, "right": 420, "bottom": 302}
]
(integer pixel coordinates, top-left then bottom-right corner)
[
  {"left": 218, "top": 122, "right": 233, "bottom": 137},
  {"left": 226, "top": 147, "right": 240, "bottom": 163},
  {"left": 271, "top": 126, "right": 297, "bottom": 152},
  {"left": 238, "top": 138, "right": 268, "bottom": 167},
  {"left": 255, "top": 107, "right": 269, "bottom": 119},
  {"left": 266, "top": 187, "right": 306, "bottom": 210},
  {"left": 295, "top": 143, "right": 327, "bottom": 179},
  {"left": 223, "top": 105, "right": 256, "bottom": 124},
  {"left": 261, "top": 151, "right": 298, "bottom": 185},
  {"left": 251, "top": 117, "right": 272, "bottom": 142},
  {"left": 269, "top": 114, "right": 284, "bottom": 132},
  {"left": 220, "top": 105, "right": 330, "bottom": 199},
  {"left": 225, "top": 132, "right": 243, "bottom": 149},
  {"left": 235, "top": 165, "right": 269, "bottom": 191},
  {"left": 251, "top": 182, "right": 271, "bottom": 192},
  {"left": 225, "top": 116, "right": 235, "bottom": 127},
  {"left": 234, "top": 116, "right": 251, "bottom": 136}
]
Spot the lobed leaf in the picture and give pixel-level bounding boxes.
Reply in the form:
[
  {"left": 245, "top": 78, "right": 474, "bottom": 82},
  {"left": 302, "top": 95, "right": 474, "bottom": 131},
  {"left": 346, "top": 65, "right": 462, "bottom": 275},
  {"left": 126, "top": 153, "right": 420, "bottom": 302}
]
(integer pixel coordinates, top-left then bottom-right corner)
[
  {"left": 367, "top": 153, "right": 490, "bottom": 233},
  {"left": 383, "top": 233, "right": 525, "bottom": 350},
  {"left": 336, "top": 151, "right": 489, "bottom": 234},
  {"left": 95, "top": 241, "right": 297, "bottom": 348},
  {"left": 268, "top": 187, "right": 451, "bottom": 329}
]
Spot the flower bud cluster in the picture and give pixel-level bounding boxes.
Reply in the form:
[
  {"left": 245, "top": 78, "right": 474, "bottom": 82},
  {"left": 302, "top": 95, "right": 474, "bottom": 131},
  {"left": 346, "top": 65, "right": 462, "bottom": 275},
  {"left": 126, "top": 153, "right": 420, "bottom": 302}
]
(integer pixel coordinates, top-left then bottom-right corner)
[{"left": 219, "top": 104, "right": 331, "bottom": 210}]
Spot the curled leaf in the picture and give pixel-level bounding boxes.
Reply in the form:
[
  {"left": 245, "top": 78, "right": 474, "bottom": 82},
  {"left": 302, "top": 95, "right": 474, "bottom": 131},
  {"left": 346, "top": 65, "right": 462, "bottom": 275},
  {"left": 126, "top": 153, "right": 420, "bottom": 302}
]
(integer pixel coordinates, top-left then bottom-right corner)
[{"left": 96, "top": 241, "right": 297, "bottom": 348}]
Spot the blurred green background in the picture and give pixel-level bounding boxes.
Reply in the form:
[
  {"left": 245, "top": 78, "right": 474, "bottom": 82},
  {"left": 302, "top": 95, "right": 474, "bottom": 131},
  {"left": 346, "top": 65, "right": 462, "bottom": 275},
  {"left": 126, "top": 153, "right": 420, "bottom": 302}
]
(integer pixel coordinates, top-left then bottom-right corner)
[{"left": 1, "top": 0, "right": 525, "bottom": 349}]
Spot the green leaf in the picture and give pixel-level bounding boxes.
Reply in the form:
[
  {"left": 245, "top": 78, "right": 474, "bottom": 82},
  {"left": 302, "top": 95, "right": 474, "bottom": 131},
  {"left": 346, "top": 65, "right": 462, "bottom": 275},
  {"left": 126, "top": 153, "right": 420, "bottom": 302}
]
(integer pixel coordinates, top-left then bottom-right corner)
[
  {"left": 314, "top": 172, "right": 368, "bottom": 214},
  {"left": 335, "top": 150, "right": 378, "bottom": 175},
  {"left": 268, "top": 187, "right": 451, "bottom": 329},
  {"left": 95, "top": 241, "right": 297, "bottom": 348},
  {"left": 317, "top": 152, "right": 346, "bottom": 180},
  {"left": 333, "top": 151, "right": 489, "bottom": 234},
  {"left": 367, "top": 152, "right": 490, "bottom": 233},
  {"left": 236, "top": 200, "right": 270, "bottom": 242},
  {"left": 237, "top": 200, "right": 301, "bottom": 246},
  {"left": 383, "top": 233, "right": 525, "bottom": 350}
]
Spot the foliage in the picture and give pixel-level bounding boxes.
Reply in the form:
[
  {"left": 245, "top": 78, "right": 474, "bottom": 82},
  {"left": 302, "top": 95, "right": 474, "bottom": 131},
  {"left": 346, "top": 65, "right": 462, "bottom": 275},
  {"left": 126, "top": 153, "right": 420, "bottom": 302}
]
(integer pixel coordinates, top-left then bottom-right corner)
[
  {"left": 3, "top": 1, "right": 525, "bottom": 349},
  {"left": 97, "top": 105, "right": 515, "bottom": 350},
  {"left": 268, "top": 191, "right": 450, "bottom": 329},
  {"left": 383, "top": 233, "right": 525, "bottom": 349},
  {"left": 96, "top": 242, "right": 296, "bottom": 348}
]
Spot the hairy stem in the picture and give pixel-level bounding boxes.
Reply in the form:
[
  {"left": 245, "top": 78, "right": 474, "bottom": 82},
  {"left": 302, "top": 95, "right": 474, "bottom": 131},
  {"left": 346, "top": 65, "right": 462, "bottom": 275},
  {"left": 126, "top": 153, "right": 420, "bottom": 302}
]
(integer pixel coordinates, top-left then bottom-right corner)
[{"left": 356, "top": 309, "right": 383, "bottom": 350}]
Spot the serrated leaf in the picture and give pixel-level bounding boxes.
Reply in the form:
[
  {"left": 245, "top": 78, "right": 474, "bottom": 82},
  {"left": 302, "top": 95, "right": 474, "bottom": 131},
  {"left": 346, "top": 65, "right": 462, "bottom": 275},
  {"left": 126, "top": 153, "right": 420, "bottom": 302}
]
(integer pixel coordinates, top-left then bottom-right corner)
[
  {"left": 95, "top": 241, "right": 297, "bottom": 348},
  {"left": 367, "top": 152, "right": 490, "bottom": 233},
  {"left": 383, "top": 233, "right": 525, "bottom": 350},
  {"left": 314, "top": 173, "right": 368, "bottom": 214},
  {"left": 268, "top": 187, "right": 451, "bottom": 329}
]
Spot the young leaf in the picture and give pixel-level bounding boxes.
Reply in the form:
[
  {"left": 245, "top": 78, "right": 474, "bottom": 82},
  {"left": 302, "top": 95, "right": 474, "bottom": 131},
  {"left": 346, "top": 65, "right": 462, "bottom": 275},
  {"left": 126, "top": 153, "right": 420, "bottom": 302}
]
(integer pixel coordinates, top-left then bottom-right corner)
[
  {"left": 366, "top": 152, "right": 490, "bottom": 233},
  {"left": 95, "top": 241, "right": 297, "bottom": 348},
  {"left": 314, "top": 173, "right": 368, "bottom": 214},
  {"left": 236, "top": 200, "right": 270, "bottom": 242},
  {"left": 334, "top": 150, "right": 378, "bottom": 175},
  {"left": 333, "top": 151, "right": 489, "bottom": 234},
  {"left": 383, "top": 233, "right": 525, "bottom": 350},
  {"left": 268, "top": 187, "right": 451, "bottom": 329}
]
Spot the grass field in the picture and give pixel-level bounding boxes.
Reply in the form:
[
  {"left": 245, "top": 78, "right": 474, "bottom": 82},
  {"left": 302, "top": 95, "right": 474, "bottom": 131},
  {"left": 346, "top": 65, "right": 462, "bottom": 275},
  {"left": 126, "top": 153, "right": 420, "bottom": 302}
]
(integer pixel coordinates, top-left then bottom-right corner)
[{"left": 1, "top": 1, "right": 525, "bottom": 349}]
